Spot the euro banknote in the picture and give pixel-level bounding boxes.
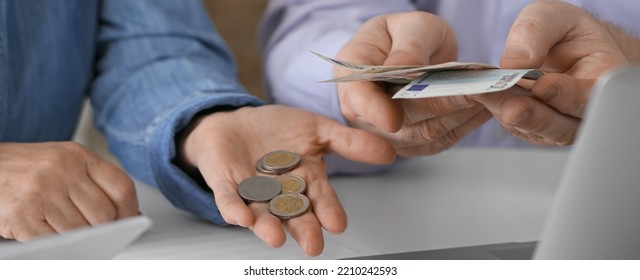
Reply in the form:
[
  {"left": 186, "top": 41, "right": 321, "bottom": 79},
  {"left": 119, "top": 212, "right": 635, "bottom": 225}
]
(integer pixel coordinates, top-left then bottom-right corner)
[{"left": 311, "top": 51, "right": 543, "bottom": 98}]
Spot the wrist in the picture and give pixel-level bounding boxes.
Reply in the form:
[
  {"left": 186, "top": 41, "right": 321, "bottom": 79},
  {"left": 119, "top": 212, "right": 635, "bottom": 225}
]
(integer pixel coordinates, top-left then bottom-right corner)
[{"left": 173, "top": 106, "right": 237, "bottom": 177}]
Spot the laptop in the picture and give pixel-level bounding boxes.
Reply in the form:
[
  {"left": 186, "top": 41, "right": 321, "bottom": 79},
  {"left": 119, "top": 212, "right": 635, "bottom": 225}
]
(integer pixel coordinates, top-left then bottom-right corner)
[
  {"left": 0, "top": 215, "right": 152, "bottom": 260},
  {"left": 347, "top": 66, "right": 640, "bottom": 260}
]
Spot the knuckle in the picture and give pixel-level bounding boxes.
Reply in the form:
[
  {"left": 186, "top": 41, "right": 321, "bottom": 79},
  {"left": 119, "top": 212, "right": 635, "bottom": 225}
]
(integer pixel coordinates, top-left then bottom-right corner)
[
  {"left": 430, "top": 130, "right": 463, "bottom": 155},
  {"left": 511, "top": 16, "right": 545, "bottom": 37},
  {"left": 9, "top": 222, "right": 45, "bottom": 241},
  {"left": 444, "top": 128, "right": 465, "bottom": 146},
  {"left": 426, "top": 98, "right": 456, "bottom": 115},
  {"left": 412, "top": 119, "right": 448, "bottom": 143},
  {"left": 32, "top": 142, "right": 91, "bottom": 171},
  {"left": 20, "top": 175, "right": 49, "bottom": 199},
  {"left": 14, "top": 230, "right": 39, "bottom": 241},
  {"left": 338, "top": 93, "right": 357, "bottom": 120},
  {"left": 60, "top": 142, "right": 93, "bottom": 159},
  {"left": 519, "top": 1, "right": 557, "bottom": 27},
  {"left": 429, "top": 141, "right": 448, "bottom": 155},
  {"left": 58, "top": 141, "right": 84, "bottom": 151},
  {"left": 408, "top": 127, "right": 436, "bottom": 143},
  {"left": 555, "top": 127, "right": 577, "bottom": 146},
  {"left": 0, "top": 228, "right": 14, "bottom": 239},
  {"left": 0, "top": 213, "right": 19, "bottom": 238},
  {"left": 108, "top": 177, "right": 136, "bottom": 203},
  {"left": 89, "top": 206, "right": 117, "bottom": 224},
  {"left": 500, "top": 97, "right": 533, "bottom": 127},
  {"left": 530, "top": 114, "right": 555, "bottom": 135},
  {"left": 31, "top": 154, "right": 62, "bottom": 172}
]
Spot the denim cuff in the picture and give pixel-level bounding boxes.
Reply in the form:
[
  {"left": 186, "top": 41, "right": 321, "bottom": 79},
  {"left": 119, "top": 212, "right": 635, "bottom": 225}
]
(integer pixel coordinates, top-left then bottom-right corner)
[{"left": 148, "top": 92, "right": 264, "bottom": 225}]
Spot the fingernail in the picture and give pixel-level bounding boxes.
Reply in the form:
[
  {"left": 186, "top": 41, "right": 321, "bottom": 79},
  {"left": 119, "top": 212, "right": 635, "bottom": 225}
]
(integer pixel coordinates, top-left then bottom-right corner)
[
  {"left": 504, "top": 45, "right": 530, "bottom": 61},
  {"left": 511, "top": 109, "right": 531, "bottom": 128}
]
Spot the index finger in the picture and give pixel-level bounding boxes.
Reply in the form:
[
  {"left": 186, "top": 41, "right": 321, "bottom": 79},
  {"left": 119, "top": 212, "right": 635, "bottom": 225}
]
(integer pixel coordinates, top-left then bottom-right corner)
[
  {"left": 531, "top": 73, "right": 595, "bottom": 118},
  {"left": 87, "top": 157, "right": 139, "bottom": 219}
]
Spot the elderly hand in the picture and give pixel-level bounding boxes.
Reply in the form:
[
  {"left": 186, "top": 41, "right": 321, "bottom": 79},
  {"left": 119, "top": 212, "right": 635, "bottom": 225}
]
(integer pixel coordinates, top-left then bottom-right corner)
[
  {"left": 469, "top": 1, "right": 628, "bottom": 145},
  {"left": 335, "top": 11, "right": 492, "bottom": 157}
]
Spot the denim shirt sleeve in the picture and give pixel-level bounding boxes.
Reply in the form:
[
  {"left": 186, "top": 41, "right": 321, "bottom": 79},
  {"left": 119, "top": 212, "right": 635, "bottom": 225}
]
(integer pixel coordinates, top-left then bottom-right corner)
[{"left": 90, "top": 0, "right": 263, "bottom": 225}]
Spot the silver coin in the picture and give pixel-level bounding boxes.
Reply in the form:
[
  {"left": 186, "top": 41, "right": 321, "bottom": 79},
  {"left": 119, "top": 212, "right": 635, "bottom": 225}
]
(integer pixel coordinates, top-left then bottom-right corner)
[
  {"left": 276, "top": 174, "right": 306, "bottom": 194},
  {"left": 259, "top": 150, "right": 301, "bottom": 174},
  {"left": 237, "top": 176, "right": 281, "bottom": 202},
  {"left": 269, "top": 193, "right": 310, "bottom": 219}
]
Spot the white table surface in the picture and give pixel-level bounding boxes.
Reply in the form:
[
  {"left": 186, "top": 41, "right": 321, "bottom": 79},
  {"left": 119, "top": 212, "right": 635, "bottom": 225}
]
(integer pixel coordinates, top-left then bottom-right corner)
[{"left": 114, "top": 147, "right": 569, "bottom": 259}]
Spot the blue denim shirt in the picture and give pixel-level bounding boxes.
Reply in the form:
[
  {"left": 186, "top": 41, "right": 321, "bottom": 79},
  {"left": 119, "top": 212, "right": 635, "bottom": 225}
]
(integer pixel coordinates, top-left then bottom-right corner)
[{"left": 0, "top": 0, "right": 264, "bottom": 224}]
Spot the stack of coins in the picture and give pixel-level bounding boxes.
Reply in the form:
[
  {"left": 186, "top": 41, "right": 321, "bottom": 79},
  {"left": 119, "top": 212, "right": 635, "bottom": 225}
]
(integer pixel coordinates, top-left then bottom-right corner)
[
  {"left": 255, "top": 150, "right": 301, "bottom": 175},
  {"left": 238, "top": 150, "right": 310, "bottom": 220}
]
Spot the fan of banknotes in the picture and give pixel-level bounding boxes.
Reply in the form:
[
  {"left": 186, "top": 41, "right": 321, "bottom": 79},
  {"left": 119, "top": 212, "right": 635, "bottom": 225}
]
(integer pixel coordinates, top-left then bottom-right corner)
[{"left": 310, "top": 51, "right": 543, "bottom": 99}]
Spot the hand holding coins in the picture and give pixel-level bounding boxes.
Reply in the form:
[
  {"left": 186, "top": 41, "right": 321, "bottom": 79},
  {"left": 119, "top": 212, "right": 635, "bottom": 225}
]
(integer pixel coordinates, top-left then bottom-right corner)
[
  {"left": 238, "top": 150, "right": 311, "bottom": 219},
  {"left": 180, "top": 105, "right": 395, "bottom": 256}
]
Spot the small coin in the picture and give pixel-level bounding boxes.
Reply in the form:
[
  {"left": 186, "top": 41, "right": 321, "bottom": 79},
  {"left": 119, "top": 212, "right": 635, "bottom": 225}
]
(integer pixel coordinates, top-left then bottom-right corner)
[
  {"left": 276, "top": 174, "right": 306, "bottom": 194},
  {"left": 269, "top": 193, "right": 310, "bottom": 219},
  {"left": 259, "top": 150, "right": 301, "bottom": 174},
  {"left": 237, "top": 176, "right": 281, "bottom": 202}
]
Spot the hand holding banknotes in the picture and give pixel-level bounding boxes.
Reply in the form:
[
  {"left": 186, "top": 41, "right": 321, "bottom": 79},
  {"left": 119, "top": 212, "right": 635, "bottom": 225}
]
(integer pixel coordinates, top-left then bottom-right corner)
[
  {"left": 335, "top": 12, "right": 492, "bottom": 156},
  {"left": 175, "top": 105, "right": 395, "bottom": 256},
  {"left": 470, "top": 1, "right": 628, "bottom": 145}
]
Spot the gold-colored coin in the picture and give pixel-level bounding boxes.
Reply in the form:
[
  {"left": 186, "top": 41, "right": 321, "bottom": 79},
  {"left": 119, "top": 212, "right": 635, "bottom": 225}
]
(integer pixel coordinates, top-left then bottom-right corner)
[
  {"left": 276, "top": 174, "right": 306, "bottom": 194},
  {"left": 269, "top": 193, "right": 310, "bottom": 219},
  {"left": 260, "top": 150, "right": 300, "bottom": 172}
]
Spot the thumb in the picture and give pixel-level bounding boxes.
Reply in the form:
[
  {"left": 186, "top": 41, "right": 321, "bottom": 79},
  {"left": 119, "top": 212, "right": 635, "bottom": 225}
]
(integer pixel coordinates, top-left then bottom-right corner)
[
  {"left": 317, "top": 116, "right": 396, "bottom": 165},
  {"left": 500, "top": 1, "right": 582, "bottom": 69},
  {"left": 384, "top": 11, "right": 457, "bottom": 66}
]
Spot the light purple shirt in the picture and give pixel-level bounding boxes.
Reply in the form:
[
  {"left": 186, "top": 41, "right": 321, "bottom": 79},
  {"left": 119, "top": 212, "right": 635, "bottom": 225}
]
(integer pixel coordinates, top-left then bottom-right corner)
[{"left": 260, "top": 0, "right": 640, "bottom": 174}]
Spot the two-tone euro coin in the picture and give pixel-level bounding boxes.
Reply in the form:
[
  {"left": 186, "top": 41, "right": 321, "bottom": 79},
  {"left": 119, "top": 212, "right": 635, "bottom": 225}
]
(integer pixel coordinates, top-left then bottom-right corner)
[
  {"left": 237, "top": 176, "right": 281, "bottom": 202},
  {"left": 256, "top": 150, "right": 300, "bottom": 175},
  {"left": 276, "top": 174, "right": 306, "bottom": 194},
  {"left": 268, "top": 193, "right": 310, "bottom": 219}
]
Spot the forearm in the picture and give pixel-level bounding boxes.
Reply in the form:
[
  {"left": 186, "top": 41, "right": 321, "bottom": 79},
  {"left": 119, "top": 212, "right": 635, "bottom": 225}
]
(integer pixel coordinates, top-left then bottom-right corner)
[{"left": 91, "top": 0, "right": 264, "bottom": 224}]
